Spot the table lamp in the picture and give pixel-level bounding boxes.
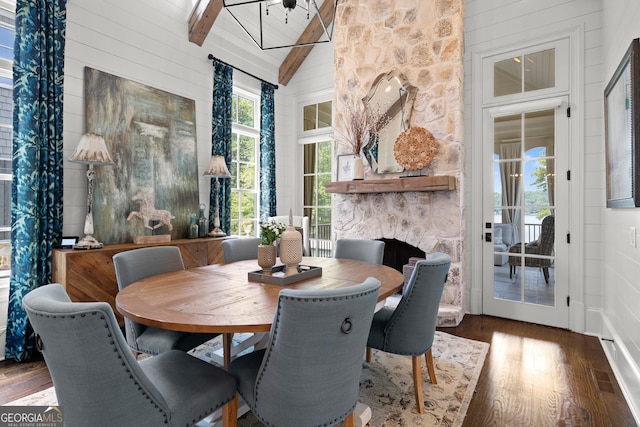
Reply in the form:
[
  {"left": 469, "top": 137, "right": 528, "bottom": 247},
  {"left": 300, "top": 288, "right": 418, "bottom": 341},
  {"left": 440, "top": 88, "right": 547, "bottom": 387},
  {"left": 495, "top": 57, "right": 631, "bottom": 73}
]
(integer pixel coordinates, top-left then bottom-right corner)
[
  {"left": 69, "top": 133, "right": 115, "bottom": 249},
  {"left": 204, "top": 155, "right": 231, "bottom": 237}
]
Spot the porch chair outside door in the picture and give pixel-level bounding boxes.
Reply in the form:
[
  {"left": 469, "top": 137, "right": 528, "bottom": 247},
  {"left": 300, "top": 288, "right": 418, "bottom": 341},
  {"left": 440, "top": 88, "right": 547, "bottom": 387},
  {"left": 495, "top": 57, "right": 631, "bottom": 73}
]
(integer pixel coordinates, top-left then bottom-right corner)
[{"left": 508, "top": 214, "right": 555, "bottom": 284}]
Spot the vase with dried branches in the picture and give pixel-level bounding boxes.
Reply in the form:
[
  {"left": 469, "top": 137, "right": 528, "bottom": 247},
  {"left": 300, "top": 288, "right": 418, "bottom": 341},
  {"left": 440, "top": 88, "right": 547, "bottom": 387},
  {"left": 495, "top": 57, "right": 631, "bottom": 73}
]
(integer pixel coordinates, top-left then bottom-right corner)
[{"left": 336, "top": 101, "right": 373, "bottom": 179}]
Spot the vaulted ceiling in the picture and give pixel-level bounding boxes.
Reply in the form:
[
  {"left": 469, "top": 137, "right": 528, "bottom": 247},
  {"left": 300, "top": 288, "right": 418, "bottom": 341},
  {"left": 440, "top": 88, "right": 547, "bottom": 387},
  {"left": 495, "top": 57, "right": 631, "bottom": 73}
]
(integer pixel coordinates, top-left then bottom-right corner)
[{"left": 188, "top": 0, "right": 335, "bottom": 86}]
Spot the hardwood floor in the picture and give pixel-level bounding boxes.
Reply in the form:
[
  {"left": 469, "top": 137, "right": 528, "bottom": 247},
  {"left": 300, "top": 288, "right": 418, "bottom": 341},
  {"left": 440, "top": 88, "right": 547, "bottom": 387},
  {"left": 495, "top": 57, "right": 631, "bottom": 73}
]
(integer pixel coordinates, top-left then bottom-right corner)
[
  {"left": 442, "top": 315, "right": 637, "bottom": 427},
  {"left": 0, "top": 352, "right": 52, "bottom": 405},
  {"left": 0, "top": 315, "right": 636, "bottom": 426}
]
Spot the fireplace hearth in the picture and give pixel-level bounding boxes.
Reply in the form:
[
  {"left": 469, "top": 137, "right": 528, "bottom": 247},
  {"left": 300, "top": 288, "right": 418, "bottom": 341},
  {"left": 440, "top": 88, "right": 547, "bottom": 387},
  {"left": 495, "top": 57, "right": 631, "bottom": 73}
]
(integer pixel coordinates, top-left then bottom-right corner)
[{"left": 380, "top": 238, "right": 426, "bottom": 272}]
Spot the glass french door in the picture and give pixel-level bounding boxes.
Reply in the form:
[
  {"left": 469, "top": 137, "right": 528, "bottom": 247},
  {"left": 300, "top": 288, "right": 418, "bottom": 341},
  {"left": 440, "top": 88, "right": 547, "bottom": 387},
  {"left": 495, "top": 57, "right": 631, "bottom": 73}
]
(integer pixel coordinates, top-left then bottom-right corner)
[{"left": 482, "top": 97, "right": 569, "bottom": 328}]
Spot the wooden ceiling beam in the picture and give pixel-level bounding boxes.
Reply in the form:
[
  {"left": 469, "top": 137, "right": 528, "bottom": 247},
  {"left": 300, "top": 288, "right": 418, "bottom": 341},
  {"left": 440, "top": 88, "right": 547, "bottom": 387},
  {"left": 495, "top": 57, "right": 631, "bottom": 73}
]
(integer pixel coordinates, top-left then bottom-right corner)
[
  {"left": 278, "top": 0, "right": 335, "bottom": 86},
  {"left": 188, "top": 0, "right": 224, "bottom": 47}
]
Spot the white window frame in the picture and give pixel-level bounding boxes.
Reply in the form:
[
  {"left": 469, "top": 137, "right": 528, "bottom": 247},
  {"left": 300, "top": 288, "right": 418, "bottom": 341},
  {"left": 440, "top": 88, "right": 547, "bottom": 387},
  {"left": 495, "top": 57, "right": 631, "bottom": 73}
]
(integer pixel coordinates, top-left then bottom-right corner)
[
  {"left": 299, "top": 95, "right": 333, "bottom": 256},
  {"left": 229, "top": 87, "right": 260, "bottom": 237}
]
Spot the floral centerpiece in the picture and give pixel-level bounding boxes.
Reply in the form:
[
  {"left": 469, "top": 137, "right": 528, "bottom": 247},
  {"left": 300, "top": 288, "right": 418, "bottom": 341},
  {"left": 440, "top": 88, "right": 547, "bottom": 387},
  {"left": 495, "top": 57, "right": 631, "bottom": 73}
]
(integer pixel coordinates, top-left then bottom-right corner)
[
  {"left": 259, "top": 220, "right": 286, "bottom": 245},
  {"left": 258, "top": 220, "right": 286, "bottom": 274}
]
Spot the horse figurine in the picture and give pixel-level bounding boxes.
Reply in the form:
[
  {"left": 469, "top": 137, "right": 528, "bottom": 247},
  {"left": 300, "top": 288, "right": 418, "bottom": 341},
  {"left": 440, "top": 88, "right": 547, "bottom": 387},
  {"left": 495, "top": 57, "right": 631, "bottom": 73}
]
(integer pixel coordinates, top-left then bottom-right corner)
[{"left": 127, "top": 191, "right": 175, "bottom": 231}]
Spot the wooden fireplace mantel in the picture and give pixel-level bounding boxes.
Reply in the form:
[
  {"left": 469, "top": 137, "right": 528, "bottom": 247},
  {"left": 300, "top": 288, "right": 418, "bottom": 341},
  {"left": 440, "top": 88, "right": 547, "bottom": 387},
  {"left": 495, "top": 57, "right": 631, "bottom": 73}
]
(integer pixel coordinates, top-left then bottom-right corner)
[{"left": 325, "top": 175, "right": 455, "bottom": 194}]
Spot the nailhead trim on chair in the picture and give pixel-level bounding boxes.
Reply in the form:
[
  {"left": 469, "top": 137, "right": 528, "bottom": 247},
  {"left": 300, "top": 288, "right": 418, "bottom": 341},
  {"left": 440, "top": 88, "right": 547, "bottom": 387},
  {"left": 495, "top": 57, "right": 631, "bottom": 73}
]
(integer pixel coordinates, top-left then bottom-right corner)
[
  {"left": 29, "top": 310, "right": 170, "bottom": 424},
  {"left": 250, "top": 289, "right": 378, "bottom": 427}
]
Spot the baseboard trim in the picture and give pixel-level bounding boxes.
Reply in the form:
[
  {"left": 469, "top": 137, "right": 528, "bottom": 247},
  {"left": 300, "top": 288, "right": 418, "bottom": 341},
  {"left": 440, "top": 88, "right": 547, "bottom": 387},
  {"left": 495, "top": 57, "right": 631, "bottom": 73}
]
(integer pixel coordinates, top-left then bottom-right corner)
[{"left": 600, "top": 314, "right": 640, "bottom": 426}]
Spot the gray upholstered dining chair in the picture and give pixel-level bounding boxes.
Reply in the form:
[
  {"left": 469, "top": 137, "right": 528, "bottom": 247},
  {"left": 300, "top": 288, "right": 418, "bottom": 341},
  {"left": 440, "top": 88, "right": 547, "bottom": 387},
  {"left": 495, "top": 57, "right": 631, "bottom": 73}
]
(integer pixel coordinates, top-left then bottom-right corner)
[
  {"left": 22, "top": 283, "right": 238, "bottom": 427},
  {"left": 221, "top": 237, "right": 261, "bottom": 262},
  {"left": 334, "top": 238, "right": 385, "bottom": 264},
  {"left": 227, "top": 278, "right": 381, "bottom": 427},
  {"left": 113, "top": 246, "right": 218, "bottom": 355},
  {"left": 366, "top": 252, "right": 451, "bottom": 414}
]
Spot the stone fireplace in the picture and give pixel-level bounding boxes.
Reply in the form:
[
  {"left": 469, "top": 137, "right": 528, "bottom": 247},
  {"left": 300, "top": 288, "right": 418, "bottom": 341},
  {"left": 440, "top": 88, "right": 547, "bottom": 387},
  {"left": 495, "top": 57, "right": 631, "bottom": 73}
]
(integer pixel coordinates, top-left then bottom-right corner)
[{"left": 333, "top": 0, "right": 465, "bottom": 326}]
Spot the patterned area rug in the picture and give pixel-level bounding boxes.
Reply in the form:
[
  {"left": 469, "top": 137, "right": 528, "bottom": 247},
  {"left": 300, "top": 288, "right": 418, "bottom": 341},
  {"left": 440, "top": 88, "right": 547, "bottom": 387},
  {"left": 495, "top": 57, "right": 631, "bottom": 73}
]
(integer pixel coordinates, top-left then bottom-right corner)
[{"left": 6, "top": 331, "right": 488, "bottom": 427}]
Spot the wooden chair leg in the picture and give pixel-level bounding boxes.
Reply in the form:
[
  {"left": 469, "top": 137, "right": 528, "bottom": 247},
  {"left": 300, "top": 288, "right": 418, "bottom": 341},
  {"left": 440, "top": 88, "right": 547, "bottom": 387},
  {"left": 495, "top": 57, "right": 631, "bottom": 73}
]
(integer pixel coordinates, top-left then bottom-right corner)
[
  {"left": 366, "top": 347, "right": 372, "bottom": 363},
  {"left": 425, "top": 348, "right": 437, "bottom": 384},
  {"left": 223, "top": 332, "right": 234, "bottom": 369},
  {"left": 222, "top": 393, "right": 238, "bottom": 427},
  {"left": 344, "top": 411, "right": 356, "bottom": 427},
  {"left": 412, "top": 355, "right": 425, "bottom": 414}
]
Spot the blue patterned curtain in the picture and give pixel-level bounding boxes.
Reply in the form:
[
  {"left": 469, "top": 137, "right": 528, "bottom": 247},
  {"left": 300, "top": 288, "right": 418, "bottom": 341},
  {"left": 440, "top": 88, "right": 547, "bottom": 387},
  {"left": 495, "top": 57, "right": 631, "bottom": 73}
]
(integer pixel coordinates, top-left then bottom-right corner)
[
  {"left": 210, "top": 60, "right": 233, "bottom": 234},
  {"left": 6, "top": 0, "right": 67, "bottom": 361},
  {"left": 260, "top": 81, "right": 276, "bottom": 220}
]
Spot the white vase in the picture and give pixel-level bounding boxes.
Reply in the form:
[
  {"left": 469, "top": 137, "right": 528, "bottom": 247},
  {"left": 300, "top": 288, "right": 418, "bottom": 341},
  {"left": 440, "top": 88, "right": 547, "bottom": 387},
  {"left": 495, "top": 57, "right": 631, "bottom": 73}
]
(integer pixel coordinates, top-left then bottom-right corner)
[
  {"left": 353, "top": 156, "right": 364, "bottom": 180},
  {"left": 279, "top": 210, "right": 303, "bottom": 276}
]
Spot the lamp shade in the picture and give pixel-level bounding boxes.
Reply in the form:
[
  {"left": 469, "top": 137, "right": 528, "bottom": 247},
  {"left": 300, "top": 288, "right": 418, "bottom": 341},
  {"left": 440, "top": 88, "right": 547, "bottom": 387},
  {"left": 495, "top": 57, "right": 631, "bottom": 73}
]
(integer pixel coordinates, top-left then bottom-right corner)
[
  {"left": 69, "top": 133, "right": 114, "bottom": 165},
  {"left": 204, "top": 155, "right": 231, "bottom": 178}
]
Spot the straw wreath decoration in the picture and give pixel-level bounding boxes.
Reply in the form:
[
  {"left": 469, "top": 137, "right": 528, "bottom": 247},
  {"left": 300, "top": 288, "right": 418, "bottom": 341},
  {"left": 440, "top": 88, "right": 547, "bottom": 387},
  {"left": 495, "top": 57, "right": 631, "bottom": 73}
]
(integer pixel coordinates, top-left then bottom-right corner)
[{"left": 393, "top": 126, "right": 438, "bottom": 170}]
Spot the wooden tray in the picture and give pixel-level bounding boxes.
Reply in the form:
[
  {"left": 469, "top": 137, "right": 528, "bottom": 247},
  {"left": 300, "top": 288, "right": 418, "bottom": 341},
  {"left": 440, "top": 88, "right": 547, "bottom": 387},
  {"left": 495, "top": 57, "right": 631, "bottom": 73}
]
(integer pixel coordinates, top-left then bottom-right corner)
[{"left": 248, "top": 264, "right": 322, "bottom": 285}]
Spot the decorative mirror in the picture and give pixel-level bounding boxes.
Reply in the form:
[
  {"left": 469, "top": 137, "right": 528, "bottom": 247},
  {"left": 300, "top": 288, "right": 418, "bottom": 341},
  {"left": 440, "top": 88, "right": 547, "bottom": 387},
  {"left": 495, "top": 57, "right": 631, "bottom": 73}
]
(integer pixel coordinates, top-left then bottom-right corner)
[{"left": 362, "top": 71, "right": 417, "bottom": 173}]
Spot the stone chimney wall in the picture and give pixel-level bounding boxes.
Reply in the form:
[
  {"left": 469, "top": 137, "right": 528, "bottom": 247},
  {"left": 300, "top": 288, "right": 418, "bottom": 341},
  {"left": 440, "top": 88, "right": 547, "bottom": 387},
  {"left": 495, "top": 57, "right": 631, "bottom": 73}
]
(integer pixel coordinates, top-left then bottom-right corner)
[{"left": 333, "top": 0, "right": 465, "bottom": 326}]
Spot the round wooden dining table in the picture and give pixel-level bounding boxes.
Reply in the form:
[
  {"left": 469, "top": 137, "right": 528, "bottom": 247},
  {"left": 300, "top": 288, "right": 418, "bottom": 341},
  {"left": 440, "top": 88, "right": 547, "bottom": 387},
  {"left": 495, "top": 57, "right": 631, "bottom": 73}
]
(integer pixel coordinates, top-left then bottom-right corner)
[{"left": 116, "top": 256, "right": 404, "bottom": 366}]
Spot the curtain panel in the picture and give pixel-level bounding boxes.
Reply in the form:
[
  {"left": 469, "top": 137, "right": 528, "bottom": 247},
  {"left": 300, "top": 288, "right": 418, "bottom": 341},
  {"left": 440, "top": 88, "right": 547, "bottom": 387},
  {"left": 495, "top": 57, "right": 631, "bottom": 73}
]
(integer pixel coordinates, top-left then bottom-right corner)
[
  {"left": 210, "top": 60, "right": 233, "bottom": 234},
  {"left": 259, "top": 81, "right": 276, "bottom": 220},
  {"left": 7, "top": 0, "right": 67, "bottom": 361},
  {"left": 499, "top": 142, "right": 522, "bottom": 244}
]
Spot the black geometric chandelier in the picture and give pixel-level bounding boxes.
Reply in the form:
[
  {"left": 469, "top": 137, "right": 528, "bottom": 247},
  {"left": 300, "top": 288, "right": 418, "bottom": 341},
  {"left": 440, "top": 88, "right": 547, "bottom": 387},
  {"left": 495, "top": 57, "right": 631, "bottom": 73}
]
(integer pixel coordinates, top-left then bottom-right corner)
[{"left": 222, "top": 0, "right": 335, "bottom": 50}]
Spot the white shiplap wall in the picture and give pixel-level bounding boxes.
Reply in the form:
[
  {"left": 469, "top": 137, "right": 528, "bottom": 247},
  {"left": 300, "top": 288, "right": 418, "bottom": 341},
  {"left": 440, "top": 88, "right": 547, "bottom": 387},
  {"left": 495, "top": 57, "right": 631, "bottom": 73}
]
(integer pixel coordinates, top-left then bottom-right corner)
[
  {"left": 464, "top": 0, "right": 602, "bottom": 328},
  {"left": 63, "top": 0, "right": 294, "bottom": 235},
  {"left": 276, "top": 41, "right": 334, "bottom": 215},
  {"left": 601, "top": 1, "right": 640, "bottom": 421},
  {"left": 465, "top": 0, "right": 639, "bottom": 421}
]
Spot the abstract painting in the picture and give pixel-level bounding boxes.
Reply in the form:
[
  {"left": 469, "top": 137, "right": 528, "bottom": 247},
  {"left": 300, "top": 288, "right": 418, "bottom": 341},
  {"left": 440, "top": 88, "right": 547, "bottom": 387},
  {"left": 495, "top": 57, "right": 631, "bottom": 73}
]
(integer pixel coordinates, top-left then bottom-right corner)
[{"left": 84, "top": 67, "right": 199, "bottom": 243}]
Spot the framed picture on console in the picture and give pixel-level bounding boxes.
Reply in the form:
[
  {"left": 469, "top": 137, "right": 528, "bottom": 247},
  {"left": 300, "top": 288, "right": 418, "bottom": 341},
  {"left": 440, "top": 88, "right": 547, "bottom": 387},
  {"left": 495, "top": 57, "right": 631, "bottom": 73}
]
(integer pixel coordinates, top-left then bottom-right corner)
[
  {"left": 337, "top": 154, "right": 358, "bottom": 181},
  {"left": 604, "top": 38, "right": 640, "bottom": 208}
]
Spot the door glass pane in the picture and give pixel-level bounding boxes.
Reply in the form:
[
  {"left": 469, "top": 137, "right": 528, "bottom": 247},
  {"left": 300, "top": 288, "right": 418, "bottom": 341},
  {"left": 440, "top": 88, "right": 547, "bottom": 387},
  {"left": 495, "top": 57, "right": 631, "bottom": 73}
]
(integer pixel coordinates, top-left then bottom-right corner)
[
  {"left": 317, "top": 174, "right": 331, "bottom": 206},
  {"left": 230, "top": 192, "right": 239, "bottom": 235},
  {"left": 241, "top": 192, "right": 256, "bottom": 219},
  {"left": 303, "top": 141, "right": 333, "bottom": 257},
  {"left": 304, "top": 104, "right": 317, "bottom": 131},
  {"left": 493, "top": 109, "right": 556, "bottom": 307},
  {"left": 304, "top": 175, "right": 315, "bottom": 204},
  {"left": 239, "top": 135, "right": 255, "bottom": 162},
  {"left": 317, "top": 101, "right": 332, "bottom": 128},
  {"left": 524, "top": 49, "right": 555, "bottom": 92},
  {"left": 494, "top": 57, "right": 522, "bottom": 97},
  {"left": 237, "top": 96, "right": 254, "bottom": 127},
  {"left": 304, "top": 144, "right": 315, "bottom": 174},
  {"left": 238, "top": 164, "right": 255, "bottom": 189},
  {"left": 317, "top": 140, "right": 332, "bottom": 172},
  {"left": 494, "top": 48, "right": 555, "bottom": 97}
]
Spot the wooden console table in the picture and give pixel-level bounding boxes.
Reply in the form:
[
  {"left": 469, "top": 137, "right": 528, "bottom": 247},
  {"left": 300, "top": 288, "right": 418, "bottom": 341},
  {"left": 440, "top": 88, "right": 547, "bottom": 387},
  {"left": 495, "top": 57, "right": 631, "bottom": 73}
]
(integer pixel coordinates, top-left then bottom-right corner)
[{"left": 52, "top": 237, "right": 231, "bottom": 324}]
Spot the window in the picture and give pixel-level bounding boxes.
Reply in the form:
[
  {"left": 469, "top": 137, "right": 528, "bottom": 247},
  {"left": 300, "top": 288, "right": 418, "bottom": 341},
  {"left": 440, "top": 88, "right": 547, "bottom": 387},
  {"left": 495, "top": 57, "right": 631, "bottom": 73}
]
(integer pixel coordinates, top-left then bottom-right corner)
[
  {"left": 303, "top": 101, "right": 331, "bottom": 131},
  {"left": 0, "top": 23, "right": 13, "bottom": 88},
  {"left": 229, "top": 89, "right": 260, "bottom": 237},
  {"left": 0, "top": 10, "right": 13, "bottom": 279},
  {"left": 302, "top": 100, "right": 333, "bottom": 256},
  {"left": 303, "top": 140, "right": 332, "bottom": 256}
]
